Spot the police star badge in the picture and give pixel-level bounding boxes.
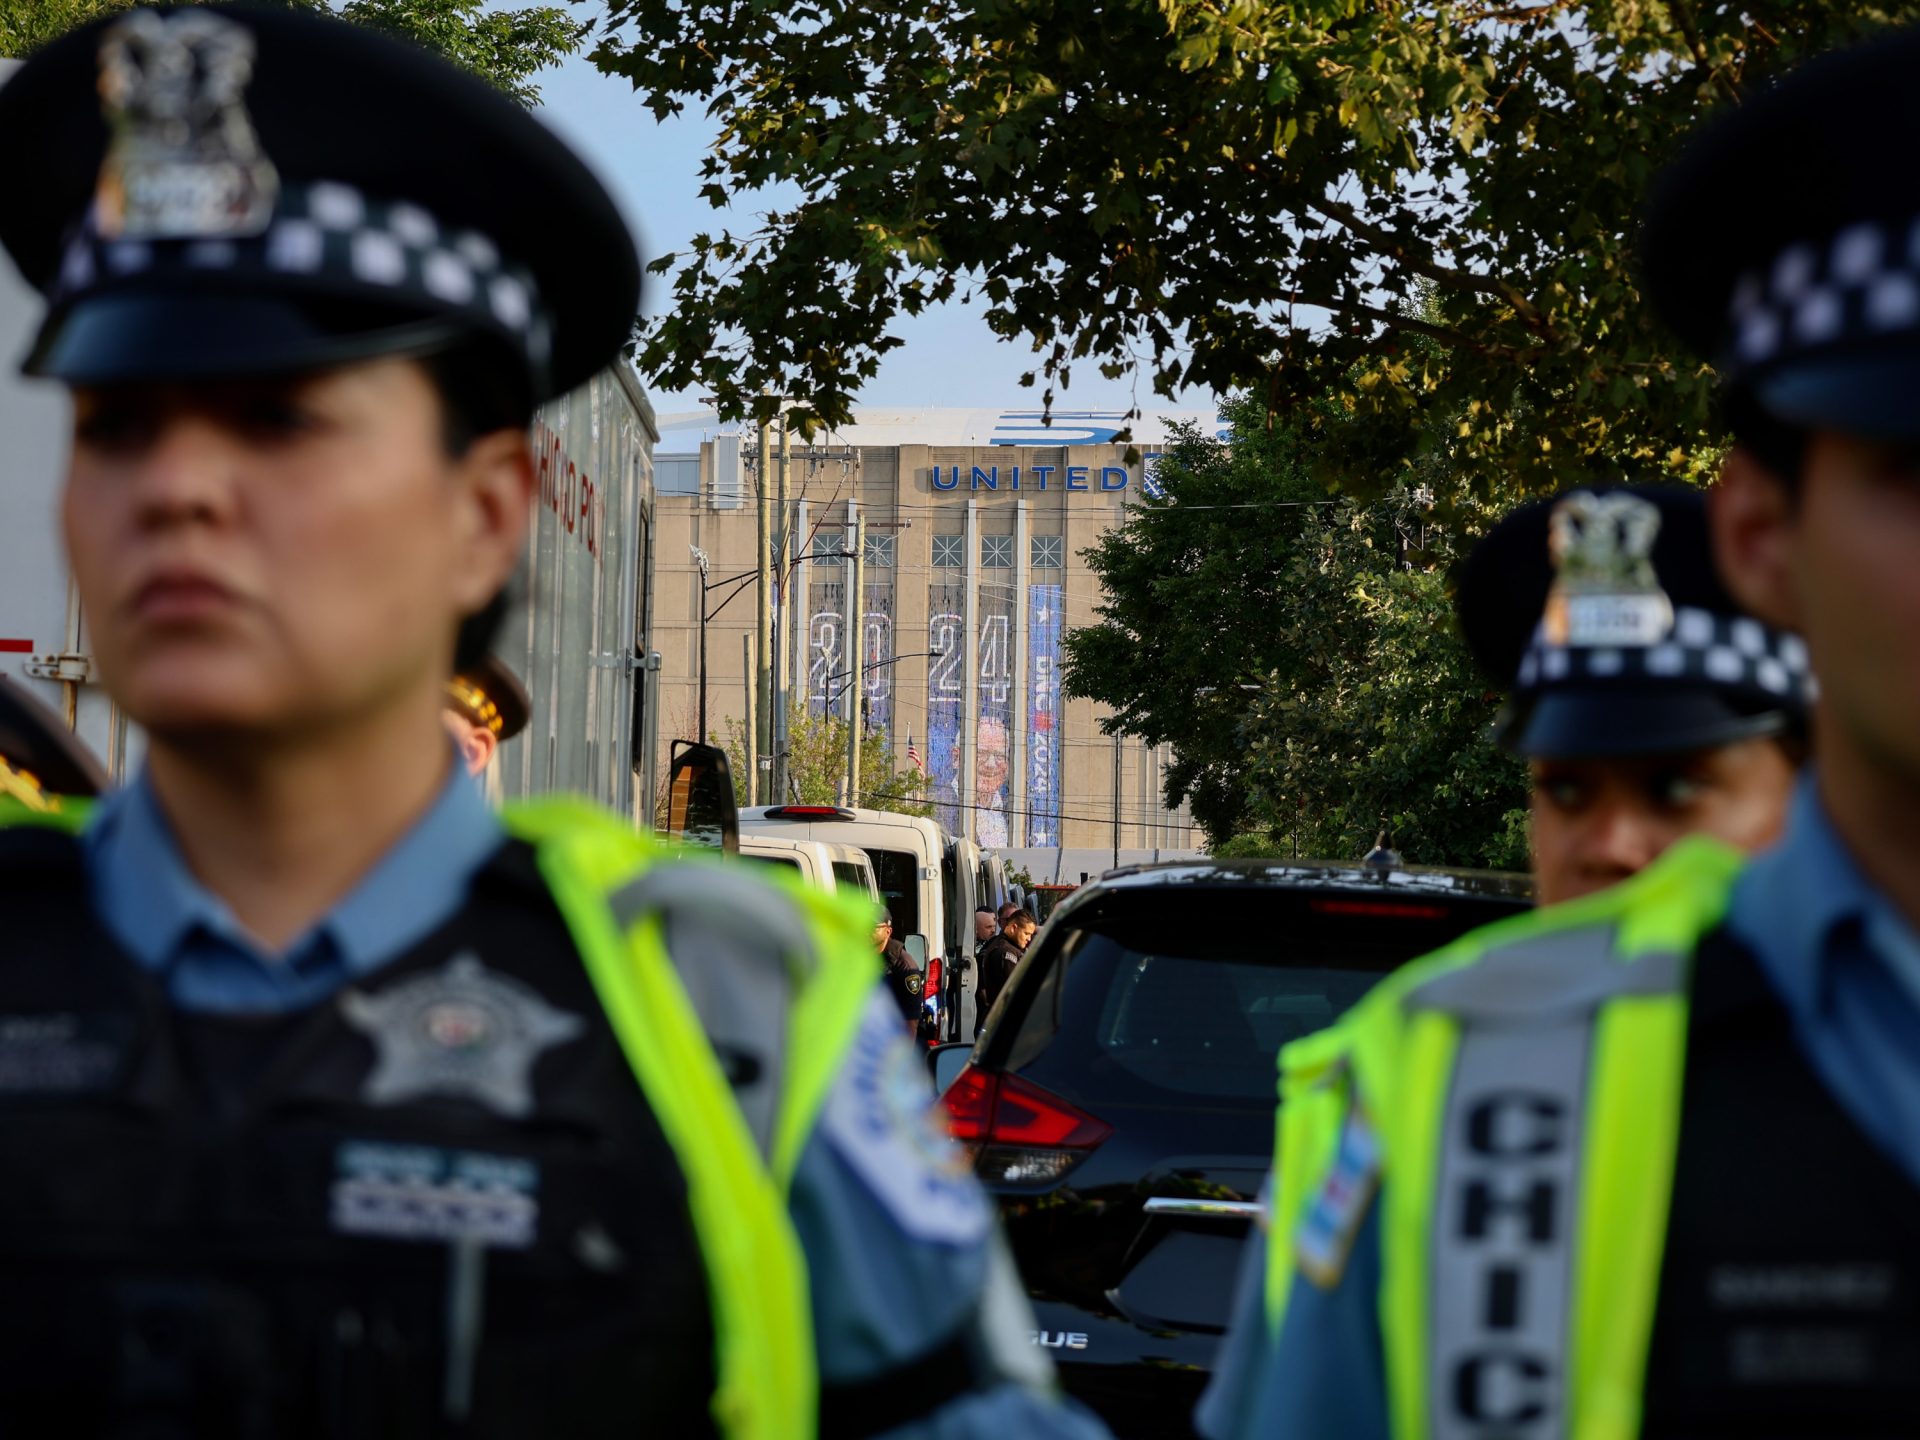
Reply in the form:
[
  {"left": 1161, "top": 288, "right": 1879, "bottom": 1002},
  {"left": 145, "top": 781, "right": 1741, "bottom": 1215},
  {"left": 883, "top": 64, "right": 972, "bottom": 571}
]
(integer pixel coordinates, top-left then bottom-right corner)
[
  {"left": 340, "top": 954, "right": 585, "bottom": 1118},
  {"left": 1542, "top": 491, "right": 1674, "bottom": 649},
  {"left": 92, "top": 9, "right": 279, "bottom": 240}
]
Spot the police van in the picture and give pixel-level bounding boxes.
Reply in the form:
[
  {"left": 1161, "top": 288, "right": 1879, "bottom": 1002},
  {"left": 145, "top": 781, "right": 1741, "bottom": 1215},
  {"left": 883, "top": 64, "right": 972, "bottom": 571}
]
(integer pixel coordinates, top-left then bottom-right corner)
[
  {"left": 739, "top": 805, "right": 984, "bottom": 1039},
  {"left": 736, "top": 834, "right": 881, "bottom": 904}
]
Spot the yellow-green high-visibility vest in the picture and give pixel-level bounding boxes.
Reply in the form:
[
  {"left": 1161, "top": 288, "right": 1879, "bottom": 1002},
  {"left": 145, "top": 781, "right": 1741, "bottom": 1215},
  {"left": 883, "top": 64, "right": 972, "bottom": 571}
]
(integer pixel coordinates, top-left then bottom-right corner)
[
  {"left": 4, "top": 795, "right": 881, "bottom": 1440},
  {"left": 1266, "top": 836, "right": 1748, "bottom": 1440}
]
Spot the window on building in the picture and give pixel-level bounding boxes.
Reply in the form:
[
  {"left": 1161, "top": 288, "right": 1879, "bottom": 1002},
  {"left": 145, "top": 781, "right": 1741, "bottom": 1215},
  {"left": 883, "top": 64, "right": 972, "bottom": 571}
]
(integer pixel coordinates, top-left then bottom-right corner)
[
  {"left": 864, "top": 534, "right": 895, "bottom": 568},
  {"left": 811, "top": 533, "right": 842, "bottom": 568},
  {"left": 933, "top": 534, "right": 964, "bottom": 568},
  {"left": 1031, "top": 534, "right": 1064, "bottom": 569},
  {"left": 981, "top": 535, "right": 1013, "bottom": 568}
]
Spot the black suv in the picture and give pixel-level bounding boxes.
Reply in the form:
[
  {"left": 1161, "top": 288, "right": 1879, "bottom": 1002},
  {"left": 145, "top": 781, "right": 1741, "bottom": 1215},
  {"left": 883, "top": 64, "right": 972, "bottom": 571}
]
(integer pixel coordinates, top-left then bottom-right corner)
[{"left": 936, "top": 860, "right": 1531, "bottom": 1437}]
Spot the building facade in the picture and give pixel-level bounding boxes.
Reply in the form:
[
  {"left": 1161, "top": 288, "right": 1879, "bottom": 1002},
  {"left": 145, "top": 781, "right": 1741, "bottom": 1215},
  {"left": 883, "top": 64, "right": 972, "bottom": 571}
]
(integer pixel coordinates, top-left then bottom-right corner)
[{"left": 650, "top": 409, "right": 1215, "bottom": 851}]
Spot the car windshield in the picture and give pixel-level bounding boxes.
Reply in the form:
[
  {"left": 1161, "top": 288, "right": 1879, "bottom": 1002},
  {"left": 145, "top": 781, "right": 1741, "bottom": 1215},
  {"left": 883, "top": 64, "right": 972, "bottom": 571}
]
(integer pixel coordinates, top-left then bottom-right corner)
[{"left": 1010, "top": 888, "right": 1520, "bottom": 1104}]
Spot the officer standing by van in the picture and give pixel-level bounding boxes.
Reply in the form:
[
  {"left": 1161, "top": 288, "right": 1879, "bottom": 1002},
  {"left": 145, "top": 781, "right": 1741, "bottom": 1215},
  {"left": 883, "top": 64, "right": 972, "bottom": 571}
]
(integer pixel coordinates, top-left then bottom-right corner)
[
  {"left": 0, "top": 9, "right": 1105, "bottom": 1437},
  {"left": 1202, "top": 27, "right": 1920, "bottom": 1439}
]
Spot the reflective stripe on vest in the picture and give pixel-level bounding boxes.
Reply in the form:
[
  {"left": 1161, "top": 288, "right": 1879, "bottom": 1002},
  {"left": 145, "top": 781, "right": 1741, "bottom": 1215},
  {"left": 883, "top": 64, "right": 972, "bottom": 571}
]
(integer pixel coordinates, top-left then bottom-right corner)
[
  {"left": 1266, "top": 836, "right": 1746, "bottom": 1440},
  {"left": 1408, "top": 927, "right": 1684, "bottom": 1440},
  {"left": 506, "top": 797, "right": 878, "bottom": 1440}
]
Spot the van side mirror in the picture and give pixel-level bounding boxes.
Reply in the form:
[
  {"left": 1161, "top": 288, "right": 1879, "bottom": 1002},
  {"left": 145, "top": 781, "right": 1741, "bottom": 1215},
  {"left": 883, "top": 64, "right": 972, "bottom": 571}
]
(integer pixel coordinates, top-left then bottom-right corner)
[
  {"left": 927, "top": 1041, "right": 973, "bottom": 1095},
  {"left": 902, "top": 933, "right": 928, "bottom": 966},
  {"left": 665, "top": 740, "right": 737, "bottom": 854}
]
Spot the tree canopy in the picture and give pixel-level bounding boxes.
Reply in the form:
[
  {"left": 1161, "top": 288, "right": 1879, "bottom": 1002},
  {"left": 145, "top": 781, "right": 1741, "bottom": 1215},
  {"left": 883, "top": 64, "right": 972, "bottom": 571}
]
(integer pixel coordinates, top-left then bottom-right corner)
[
  {"left": 722, "top": 710, "right": 933, "bottom": 817},
  {"left": 1064, "top": 390, "right": 1527, "bottom": 867},
  {"left": 0, "top": 0, "right": 581, "bottom": 105},
  {"left": 590, "top": 0, "right": 1913, "bottom": 487}
]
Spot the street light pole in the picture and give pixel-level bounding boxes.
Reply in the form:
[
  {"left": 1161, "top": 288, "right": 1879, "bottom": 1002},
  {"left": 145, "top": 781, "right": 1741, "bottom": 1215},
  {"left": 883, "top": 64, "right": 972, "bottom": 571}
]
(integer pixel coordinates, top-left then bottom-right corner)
[
  {"left": 755, "top": 420, "right": 773, "bottom": 806},
  {"left": 773, "top": 417, "right": 792, "bottom": 804},
  {"left": 690, "top": 545, "right": 710, "bottom": 742}
]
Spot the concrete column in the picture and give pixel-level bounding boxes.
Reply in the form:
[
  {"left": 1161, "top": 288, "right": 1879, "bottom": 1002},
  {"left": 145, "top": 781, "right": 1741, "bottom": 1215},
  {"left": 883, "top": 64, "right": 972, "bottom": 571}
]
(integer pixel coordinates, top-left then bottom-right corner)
[{"left": 842, "top": 499, "right": 860, "bottom": 726}]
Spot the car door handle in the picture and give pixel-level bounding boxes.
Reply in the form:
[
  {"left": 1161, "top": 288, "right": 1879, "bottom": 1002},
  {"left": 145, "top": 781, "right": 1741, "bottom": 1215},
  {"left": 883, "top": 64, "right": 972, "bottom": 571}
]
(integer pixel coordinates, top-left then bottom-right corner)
[{"left": 1141, "top": 1197, "right": 1262, "bottom": 1221}]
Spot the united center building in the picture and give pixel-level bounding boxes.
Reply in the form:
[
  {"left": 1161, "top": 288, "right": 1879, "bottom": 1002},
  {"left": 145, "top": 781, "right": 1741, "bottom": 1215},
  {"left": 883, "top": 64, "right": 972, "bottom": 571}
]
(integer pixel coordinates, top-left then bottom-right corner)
[{"left": 650, "top": 409, "right": 1214, "bottom": 855}]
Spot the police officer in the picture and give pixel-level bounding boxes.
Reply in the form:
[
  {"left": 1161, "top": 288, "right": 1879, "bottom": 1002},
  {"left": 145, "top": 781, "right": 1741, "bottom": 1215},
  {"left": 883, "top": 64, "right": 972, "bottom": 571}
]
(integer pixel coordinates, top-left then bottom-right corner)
[
  {"left": 1200, "top": 28, "right": 1920, "bottom": 1439},
  {"left": 1455, "top": 483, "right": 1807, "bottom": 904},
  {"left": 443, "top": 653, "right": 530, "bottom": 780},
  {"left": 0, "top": 675, "right": 108, "bottom": 811},
  {"left": 0, "top": 9, "right": 1107, "bottom": 1437}
]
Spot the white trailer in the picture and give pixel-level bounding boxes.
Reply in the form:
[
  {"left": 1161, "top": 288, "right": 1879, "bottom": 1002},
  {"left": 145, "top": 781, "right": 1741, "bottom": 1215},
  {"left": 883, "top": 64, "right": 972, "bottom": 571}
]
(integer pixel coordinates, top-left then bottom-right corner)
[{"left": 0, "top": 57, "right": 134, "bottom": 780}]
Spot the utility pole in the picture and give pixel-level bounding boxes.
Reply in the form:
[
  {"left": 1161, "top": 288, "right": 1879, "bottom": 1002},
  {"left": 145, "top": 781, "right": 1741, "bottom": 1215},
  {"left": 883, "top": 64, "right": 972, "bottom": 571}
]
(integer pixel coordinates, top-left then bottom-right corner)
[
  {"left": 743, "top": 632, "right": 757, "bottom": 807},
  {"left": 754, "top": 418, "right": 773, "bottom": 806},
  {"left": 772, "top": 416, "right": 792, "bottom": 805},
  {"left": 844, "top": 510, "right": 863, "bottom": 810},
  {"left": 1112, "top": 731, "right": 1122, "bottom": 871}
]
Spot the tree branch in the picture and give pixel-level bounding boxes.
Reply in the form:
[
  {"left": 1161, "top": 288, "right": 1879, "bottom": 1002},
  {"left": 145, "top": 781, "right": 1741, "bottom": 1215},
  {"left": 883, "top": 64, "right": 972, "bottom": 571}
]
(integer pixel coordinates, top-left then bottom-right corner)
[{"left": 1307, "top": 197, "right": 1554, "bottom": 339}]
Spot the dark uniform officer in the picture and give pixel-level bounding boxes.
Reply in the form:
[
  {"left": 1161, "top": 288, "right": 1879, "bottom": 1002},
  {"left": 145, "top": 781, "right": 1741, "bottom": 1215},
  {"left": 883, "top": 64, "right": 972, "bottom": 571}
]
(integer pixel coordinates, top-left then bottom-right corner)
[
  {"left": 1456, "top": 483, "right": 1809, "bottom": 905},
  {"left": 0, "top": 9, "right": 1108, "bottom": 1438},
  {"left": 442, "top": 653, "right": 530, "bottom": 780},
  {"left": 1202, "top": 27, "right": 1920, "bottom": 1440},
  {"left": 0, "top": 675, "right": 108, "bottom": 810}
]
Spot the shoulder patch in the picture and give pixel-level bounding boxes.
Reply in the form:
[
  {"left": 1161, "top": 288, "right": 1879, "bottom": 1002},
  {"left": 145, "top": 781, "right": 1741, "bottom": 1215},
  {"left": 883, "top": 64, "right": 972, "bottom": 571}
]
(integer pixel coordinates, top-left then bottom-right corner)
[
  {"left": 1295, "top": 1106, "right": 1380, "bottom": 1290},
  {"left": 817, "top": 989, "right": 991, "bottom": 1247}
]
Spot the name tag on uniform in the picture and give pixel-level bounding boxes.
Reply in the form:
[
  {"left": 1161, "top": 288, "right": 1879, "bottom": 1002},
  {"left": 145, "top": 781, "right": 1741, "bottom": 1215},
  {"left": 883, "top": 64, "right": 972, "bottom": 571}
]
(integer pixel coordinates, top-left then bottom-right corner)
[
  {"left": 331, "top": 1139, "right": 540, "bottom": 1249},
  {"left": 0, "top": 1011, "right": 133, "bottom": 1097}
]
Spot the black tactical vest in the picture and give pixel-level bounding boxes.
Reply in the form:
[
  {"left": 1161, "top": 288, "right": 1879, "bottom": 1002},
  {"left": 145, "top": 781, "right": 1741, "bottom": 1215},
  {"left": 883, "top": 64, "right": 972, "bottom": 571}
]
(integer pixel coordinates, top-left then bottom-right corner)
[
  {"left": 0, "top": 823, "right": 719, "bottom": 1440},
  {"left": 1643, "top": 925, "right": 1920, "bottom": 1437}
]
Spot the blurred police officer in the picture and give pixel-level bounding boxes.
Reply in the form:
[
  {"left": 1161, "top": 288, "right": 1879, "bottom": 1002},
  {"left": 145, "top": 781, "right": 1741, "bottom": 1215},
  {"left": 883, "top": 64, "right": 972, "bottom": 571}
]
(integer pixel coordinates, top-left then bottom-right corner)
[
  {"left": 0, "top": 675, "right": 107, "bottom": 812},
  {"left": 1201, "top": 28, "right": 1920, "bottom": 1439},
  {"left": 443, "top": 653, "right": 529, "bottom": 800},
  {"left": 0, "top": 9, "right": 1105, "bottom": 1437},
  {"left": 1457, "top": 483, "right": 1807, "bottom": 904}
]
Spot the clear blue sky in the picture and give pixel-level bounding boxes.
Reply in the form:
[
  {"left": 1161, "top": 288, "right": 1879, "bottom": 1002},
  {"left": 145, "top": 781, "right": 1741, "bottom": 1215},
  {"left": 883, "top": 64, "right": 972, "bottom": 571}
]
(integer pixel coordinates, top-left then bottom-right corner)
[{"left": 532, "top": 49, "right": 1219, "bottom": 416}]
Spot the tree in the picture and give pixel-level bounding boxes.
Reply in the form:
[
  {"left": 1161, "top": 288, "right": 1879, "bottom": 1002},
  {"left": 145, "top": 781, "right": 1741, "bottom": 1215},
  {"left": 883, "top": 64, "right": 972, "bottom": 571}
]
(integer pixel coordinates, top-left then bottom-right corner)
[
  {"left": 722, "top": 710, "right": 932, "bottom": 817},
  {"left": 589, "top": 0, "right": 1906, "bottom": 487},
  {"left": 1232, "top": 500, "right": 1529, "bottom": 870},
  {"left": 1064, "top": 387, "right": 1528, "bottom": 865},
  {"left": 1062, "top": 390, "right": 1328, "bottom": 843},
  {"left": 0, "top": 0, "right": 582, "bottom": 105}
]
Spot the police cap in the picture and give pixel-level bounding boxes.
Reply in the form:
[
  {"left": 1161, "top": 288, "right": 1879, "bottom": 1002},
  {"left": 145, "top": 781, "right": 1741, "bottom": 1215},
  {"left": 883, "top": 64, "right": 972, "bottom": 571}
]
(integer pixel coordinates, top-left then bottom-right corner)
[
  {"left": 1643, "top": 27, "right": 1920, "bottom": 439},
  {"left": 1455, "top": 486, "right": 1813, "bottom": 760},
  {"left": 446, "top": 655, "right": 531, "bottom": 744},
  {"left": 0, "top": 5, "right": 638, "bottom": 404},
  {"left": 0, "top": 677, "right": 109, "bottom": 799}
]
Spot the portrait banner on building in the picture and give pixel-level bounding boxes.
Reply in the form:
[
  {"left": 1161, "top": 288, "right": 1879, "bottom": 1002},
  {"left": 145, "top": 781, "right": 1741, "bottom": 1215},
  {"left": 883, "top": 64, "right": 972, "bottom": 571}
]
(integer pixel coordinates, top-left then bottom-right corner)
[
  {"left": 1027, "top": 583, "right": 1063, "bottom": 847},
  {"left": 974, "top": 578, "right": 1016, "bottom": 848},
  {"left": 927, "top": 583, "right": 966, "bottom": 834}
]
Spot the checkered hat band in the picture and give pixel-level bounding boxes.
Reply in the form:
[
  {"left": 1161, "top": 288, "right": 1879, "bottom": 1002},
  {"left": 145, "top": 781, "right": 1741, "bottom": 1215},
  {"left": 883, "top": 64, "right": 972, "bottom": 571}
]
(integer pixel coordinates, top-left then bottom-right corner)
[
  {"left": 1726, "top": 217, "right": 1920, "bottom": 373},
  {"left": 54, "top": 180, "right": 552, "bottom": 370},
  {"left": 1515, "top": 605, "right": 1815, "bottom": 704}
]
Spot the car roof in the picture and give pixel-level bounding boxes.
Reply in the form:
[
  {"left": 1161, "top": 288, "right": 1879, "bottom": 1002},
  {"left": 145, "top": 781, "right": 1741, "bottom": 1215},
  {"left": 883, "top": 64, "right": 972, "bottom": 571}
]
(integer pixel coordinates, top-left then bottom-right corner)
[{"left": 1072, "top": 858, "right": 1533, "bottom": 905}]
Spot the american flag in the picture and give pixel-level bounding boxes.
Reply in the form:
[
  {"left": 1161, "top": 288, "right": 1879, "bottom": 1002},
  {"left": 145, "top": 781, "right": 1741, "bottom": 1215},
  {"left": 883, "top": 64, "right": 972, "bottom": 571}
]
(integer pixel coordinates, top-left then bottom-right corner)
[{"left": 906, "top": 734, "right": 923, "bottom": 772}]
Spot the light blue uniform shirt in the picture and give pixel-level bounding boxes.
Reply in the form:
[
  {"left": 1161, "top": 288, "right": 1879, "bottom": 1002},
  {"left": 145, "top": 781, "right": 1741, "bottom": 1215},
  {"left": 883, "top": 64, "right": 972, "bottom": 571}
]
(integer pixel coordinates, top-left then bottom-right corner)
[
  {"left": 80, "top": 764, "right": 1106, "bottom": 1439},
  {"left": 1198, "top": 773, "right": 1920, "bottom": 1438}
]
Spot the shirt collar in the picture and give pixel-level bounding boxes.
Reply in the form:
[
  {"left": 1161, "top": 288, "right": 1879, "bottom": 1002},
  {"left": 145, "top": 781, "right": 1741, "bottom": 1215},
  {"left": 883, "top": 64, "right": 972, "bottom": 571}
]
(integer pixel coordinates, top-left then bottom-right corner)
[
  {"left": 85, "top": 755, "right": 502, "bottom": 976},
  {"left": 1730, "top": 773, "right": 1916, "bottom": 1016}
]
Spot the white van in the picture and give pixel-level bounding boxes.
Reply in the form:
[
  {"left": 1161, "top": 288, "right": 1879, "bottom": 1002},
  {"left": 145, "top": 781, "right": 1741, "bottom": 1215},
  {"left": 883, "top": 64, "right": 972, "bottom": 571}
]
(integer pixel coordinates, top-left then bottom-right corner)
[
  {"left": 736, "top": 834, "right": 880, "bottom": 904},
  {"left": 739, "top": 804, "right": 983, "bottom": 1039}
]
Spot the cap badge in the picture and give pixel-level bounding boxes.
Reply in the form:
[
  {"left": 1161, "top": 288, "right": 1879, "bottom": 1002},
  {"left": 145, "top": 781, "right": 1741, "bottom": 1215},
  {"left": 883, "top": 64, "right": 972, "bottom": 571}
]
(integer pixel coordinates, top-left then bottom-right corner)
[
  {"left": 92, "top": 10, "right": 279, "bottom": 241},
  {"left": 340, "top": 954, "right": 585, "bottom": 1118},
  {"left": 1543, "top": 491, "right": 1674, "bottom": 648}
]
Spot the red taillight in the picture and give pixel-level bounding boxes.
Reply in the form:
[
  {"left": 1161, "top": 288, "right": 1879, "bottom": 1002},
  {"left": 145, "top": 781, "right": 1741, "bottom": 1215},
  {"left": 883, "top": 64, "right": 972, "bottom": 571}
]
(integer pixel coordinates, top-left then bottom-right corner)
[{"left": 940, "top": 1065, "right": 1112, "bottom": 1189}]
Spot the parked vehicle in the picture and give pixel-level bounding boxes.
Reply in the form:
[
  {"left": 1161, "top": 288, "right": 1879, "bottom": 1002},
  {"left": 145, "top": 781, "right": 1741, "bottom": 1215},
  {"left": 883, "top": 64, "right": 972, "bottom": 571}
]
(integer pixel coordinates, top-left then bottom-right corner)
[
  {"left": 933, "top": 860, "right": 1531, "bottom": 1437},
  {"left": 739, "top": 804, "right": 983, "bottom": 1038},
  {"left": 1027, "top": 883, "right": 1078, "bottom": 924},
  {"left": 737, "top": 833, "right": 881, "bottom": 903}
]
